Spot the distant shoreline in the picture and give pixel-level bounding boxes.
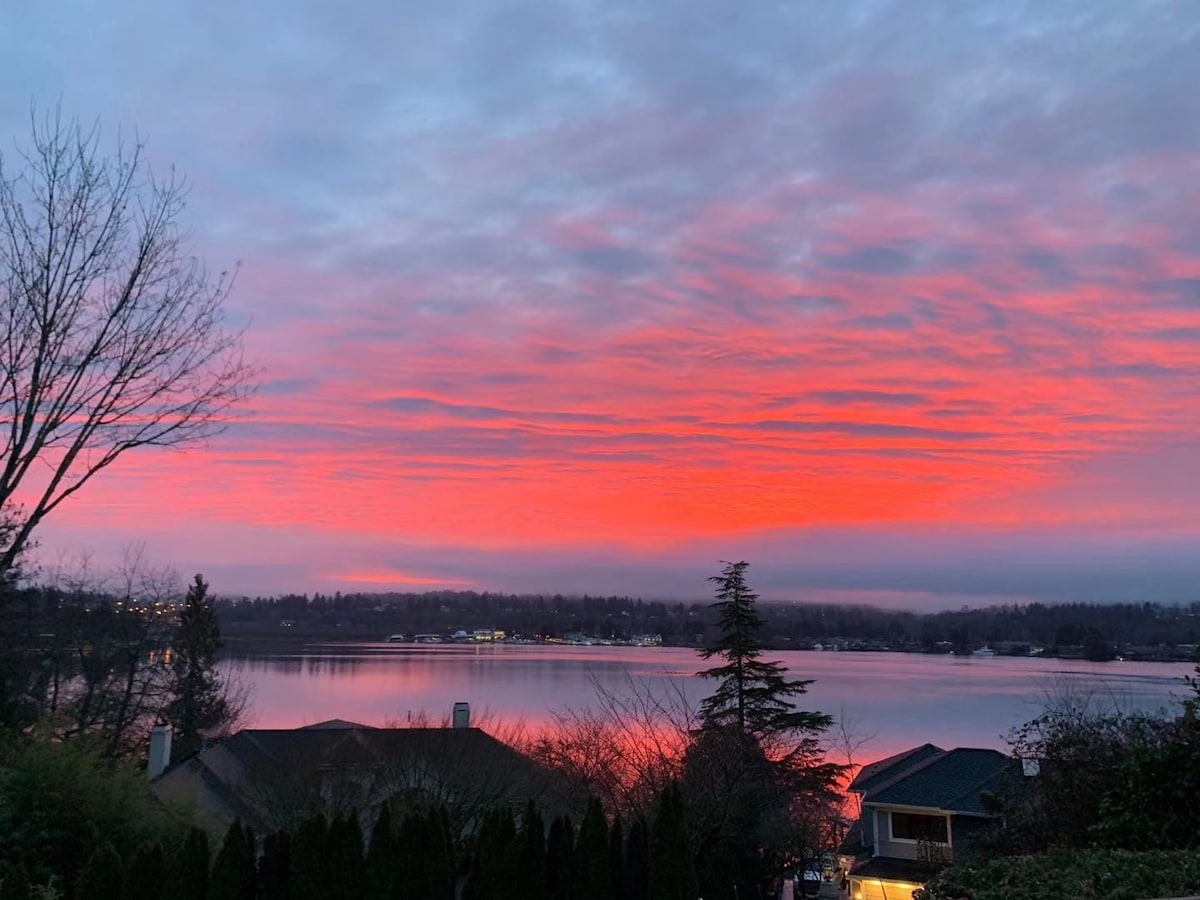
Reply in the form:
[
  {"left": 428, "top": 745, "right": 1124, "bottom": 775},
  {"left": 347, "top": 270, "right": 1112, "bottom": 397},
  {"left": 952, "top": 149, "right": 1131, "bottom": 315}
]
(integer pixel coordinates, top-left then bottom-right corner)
[{"left": 219, "top": 631, "right": 1200, "bottom": 664}]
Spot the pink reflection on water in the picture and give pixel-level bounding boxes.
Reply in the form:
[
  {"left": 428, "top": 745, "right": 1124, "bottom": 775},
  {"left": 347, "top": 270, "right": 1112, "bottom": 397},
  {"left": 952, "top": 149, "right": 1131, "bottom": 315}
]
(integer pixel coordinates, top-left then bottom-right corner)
[{"left": 221, "top": 645, "right": 1192, "bottom": 763}]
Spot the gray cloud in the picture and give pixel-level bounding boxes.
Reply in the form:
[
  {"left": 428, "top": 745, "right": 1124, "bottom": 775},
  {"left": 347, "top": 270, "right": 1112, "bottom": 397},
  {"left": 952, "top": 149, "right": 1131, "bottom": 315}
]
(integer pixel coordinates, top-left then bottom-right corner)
[
  {"left": 783, "top": 295, "right": 846, "bottom": 314},
  {"left": 1149, "top": 327, "right": 1200, "bottom": 343},
  {"left": 821, "top": 246, "right": 912, "bottom": 275},
  {"left": 804, "top": 390, "right": 928, "bottom": 407}
]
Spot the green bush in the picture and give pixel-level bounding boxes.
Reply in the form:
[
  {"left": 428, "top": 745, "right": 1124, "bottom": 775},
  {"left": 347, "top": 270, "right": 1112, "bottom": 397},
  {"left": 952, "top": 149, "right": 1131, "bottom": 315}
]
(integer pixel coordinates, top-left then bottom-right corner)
[
  {"left": 0, "top": 737, "right": 187, "bottom": 892},
  {"left": 918, "top": 848, "right": 1200, "bottom": 900},
  {"left": 74, "top": 844, "right": 123, "bottom": 900}
]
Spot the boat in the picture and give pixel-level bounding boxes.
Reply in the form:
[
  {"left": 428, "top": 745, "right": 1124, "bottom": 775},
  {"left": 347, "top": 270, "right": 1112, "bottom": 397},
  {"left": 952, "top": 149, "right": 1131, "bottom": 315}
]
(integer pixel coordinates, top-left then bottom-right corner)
[{"left": 972, "top": 646, "right": 997, "bottom": 657}]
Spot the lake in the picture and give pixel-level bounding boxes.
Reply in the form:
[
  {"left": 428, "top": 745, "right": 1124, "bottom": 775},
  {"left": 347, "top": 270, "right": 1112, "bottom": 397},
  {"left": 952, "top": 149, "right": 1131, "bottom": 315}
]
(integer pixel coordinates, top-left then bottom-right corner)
[{"left": 223, "top": 644, "right": 1194, "bottom": 761}]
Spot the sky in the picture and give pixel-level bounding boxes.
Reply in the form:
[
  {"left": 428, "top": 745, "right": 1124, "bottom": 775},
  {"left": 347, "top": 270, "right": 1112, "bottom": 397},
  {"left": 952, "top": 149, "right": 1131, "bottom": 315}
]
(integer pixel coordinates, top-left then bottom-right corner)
[{"left": 2, "top": 1, "right": 1199, "bottom": 607}]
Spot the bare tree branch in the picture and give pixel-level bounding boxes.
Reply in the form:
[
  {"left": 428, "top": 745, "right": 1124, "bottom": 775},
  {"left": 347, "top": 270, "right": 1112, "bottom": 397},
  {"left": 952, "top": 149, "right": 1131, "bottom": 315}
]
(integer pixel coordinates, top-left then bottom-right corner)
[{"left": 0, "top": 107, "right": 256, "bottom": 572}]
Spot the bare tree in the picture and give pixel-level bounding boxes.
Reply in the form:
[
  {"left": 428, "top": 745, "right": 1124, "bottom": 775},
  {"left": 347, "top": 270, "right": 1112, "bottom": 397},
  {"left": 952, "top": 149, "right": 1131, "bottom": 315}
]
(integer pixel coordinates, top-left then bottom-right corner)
[
  {"left": 24, "top": 547, "right": 178, "bottom": 755},
  {"left": 0, "top": 108, "right": 255, "bottom": 573},
  {"left": 832, "top": 707, "right": 875, "bottom": 852},
  {"left": 525, "top": 674, "right": 697, "bottom": 819}
]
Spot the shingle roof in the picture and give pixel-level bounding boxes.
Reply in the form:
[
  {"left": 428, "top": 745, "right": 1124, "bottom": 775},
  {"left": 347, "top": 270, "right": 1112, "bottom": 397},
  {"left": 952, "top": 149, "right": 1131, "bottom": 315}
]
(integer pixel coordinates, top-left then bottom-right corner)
[
  {"left": 152, "top": 725, "right": 561, "bottom": 834},
  {"left": 849, "top": 743, "right": 944, "bottom": 795},
  {"left": 858, "top": 747, "right": 1013, "bottom": 816}
]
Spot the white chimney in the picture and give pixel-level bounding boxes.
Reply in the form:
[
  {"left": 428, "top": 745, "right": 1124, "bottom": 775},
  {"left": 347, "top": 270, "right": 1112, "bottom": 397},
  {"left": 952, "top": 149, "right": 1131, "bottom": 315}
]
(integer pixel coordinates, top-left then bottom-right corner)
[
  {"left": 452, "top": 701, "right": 470, "bottom": 729},
  {"left": 1022, "top": 758, "right": 1040, "bottom": 777},
  {"left": 148, "top": 723, "right": 173, "bottom": 778}
]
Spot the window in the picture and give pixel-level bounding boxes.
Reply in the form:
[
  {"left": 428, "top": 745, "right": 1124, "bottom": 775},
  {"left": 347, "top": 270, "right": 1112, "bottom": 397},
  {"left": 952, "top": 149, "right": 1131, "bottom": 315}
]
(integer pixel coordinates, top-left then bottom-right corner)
[{"left": 890, "top": 812, "right": 948, "bottom": 843}]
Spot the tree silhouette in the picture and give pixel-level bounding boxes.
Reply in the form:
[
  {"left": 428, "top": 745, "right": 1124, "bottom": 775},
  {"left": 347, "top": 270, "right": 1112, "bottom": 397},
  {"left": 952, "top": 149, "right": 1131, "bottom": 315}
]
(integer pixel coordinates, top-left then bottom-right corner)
[
  {"left": 698, "top": 561, "right": 832, "bottom": 741},
  {"left": 75, "top": 843, "right": 124, "bottom": 900},
  {"left": 168, "top": 574, "right": 236, "bottom": 757},
  {"left": 0, "top": 110, "right": 254, "bottom": 576},
  {"left": 647, "top": 785, "right": 696, "bottom": 900},
  {"left": 574, "top": 798, "right": 611, "bottom": 900}
]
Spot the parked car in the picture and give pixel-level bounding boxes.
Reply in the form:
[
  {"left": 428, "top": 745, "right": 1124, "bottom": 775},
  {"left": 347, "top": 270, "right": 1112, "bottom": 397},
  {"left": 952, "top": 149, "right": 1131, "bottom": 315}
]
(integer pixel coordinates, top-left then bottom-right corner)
[{"left": 794, "top": 866, "right": 823, "bottom": 897}]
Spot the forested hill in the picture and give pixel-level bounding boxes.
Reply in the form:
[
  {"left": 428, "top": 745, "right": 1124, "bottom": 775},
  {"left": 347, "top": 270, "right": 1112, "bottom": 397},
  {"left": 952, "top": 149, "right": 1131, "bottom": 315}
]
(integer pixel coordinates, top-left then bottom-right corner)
[{"left": 216, "top": 591, "right": 1200, "bottom": 661}]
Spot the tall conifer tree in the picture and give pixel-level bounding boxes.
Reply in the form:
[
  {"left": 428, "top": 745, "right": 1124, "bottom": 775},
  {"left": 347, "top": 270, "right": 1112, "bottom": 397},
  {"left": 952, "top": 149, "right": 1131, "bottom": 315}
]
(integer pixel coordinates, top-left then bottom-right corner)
[
  {"left": 209, "top": 820, "right": 255, "bottom": 900},
  {"left": 647, "top": 786, "right": 696, "bottom": 900},
  {"left": 126, "top": 842, "right": 166, "bottom": 900},
  {"left": 167, "top": 828, "right": 209, "bottom": 900},
  {"left": 327, "top": 813, "right": 365, "bottom": 900},
  {"left": 289, "top": 812, "right": 330, "bottom": 900},
  {"left": 698, "top": 561, "right": 832, "bottom": 741},
  {"left": 545, "top": 816, "right": 575, "bottom": 900},
  {"left": 168, "top": 574, "right": 232, "bottom": 757},
  {"left": 515, "top": 800, "right": 547, "bottom": 900},
  {"left": 622, "top": 818, "right": 650, "bottom": 900},
  {"left": 76, "top": 843, "right": 125, "bottom": 900},
  {"left": 365, "top": 804, "right": 396, "bottom": 900},
  {"left": 258, "top": 832, "right": 290, "bottom": 900},
  {"left": 574, "top": 798, "right": 611, "bottom": 900}
]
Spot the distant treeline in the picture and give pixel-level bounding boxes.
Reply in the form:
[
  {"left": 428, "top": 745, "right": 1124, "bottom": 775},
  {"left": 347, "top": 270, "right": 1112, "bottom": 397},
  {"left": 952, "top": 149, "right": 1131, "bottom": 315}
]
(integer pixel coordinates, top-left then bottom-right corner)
[{"left": 217, "top": 591, "right": 1200, "bottom": 660}]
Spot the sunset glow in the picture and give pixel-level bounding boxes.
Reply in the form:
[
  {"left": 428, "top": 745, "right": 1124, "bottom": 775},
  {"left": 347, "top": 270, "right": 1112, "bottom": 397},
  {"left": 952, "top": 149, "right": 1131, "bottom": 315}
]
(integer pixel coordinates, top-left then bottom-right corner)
[{"left": 6, "top": 3, "right": 1199, "bottom": 604}]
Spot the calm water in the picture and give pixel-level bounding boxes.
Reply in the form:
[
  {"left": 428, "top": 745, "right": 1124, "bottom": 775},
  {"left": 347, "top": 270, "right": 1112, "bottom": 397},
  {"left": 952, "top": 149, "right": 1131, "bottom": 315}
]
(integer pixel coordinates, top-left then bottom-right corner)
[{"left": 223, "top": 645, "right": 1193, "bottom": 762}]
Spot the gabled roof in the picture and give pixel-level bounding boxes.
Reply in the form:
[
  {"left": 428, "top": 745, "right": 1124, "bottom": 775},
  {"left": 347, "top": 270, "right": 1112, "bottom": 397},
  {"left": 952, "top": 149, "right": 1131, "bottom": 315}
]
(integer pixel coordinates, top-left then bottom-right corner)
[
  {"left": 300, "top": 718, "right": 374, "bottom": 730},
  {"left": 849, "top": 743, "right": 944, "bottom": 795},
  {"left": 152, "top": 724, "right": 560, "bottom": 834},
  {"left": 851, "top": 745, "right": 1013, "bottom": 816}
]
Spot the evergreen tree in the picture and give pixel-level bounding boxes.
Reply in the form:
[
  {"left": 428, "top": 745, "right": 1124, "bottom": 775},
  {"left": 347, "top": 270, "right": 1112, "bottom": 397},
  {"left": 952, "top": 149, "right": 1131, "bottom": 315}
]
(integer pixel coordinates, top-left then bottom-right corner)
[
  {"left": 692, "top": 562, "right": 841, "bottom": 900},
  {"left": 464, "top": 806, "right": 517, "bottom": 900},
  {"left": 168, "top": 574, "right": 232, "bottom": 758},
  {"left": 515, "top": 801, "right": 547, "bottom": 900},
  {"left": 606, "top": 816, "right": 623, "bottom": 900},
  {"left": 209, "top": 820, "right": 255, "bottom": 900},
  {"left": 258, "top": 832, "right": 290, "bottom": 900},
  {"left": 545, "top": 816, "right": 575, "bottom": 900},
  {"left": 622, "top": 818, "right": 649, "bottom": 900},
  {"left": 398, "top": 805, "right": 455, "bottom": 900},
  {"left": 396, "top": 807, "right": 426, "bottom": 898},
  {"left": 574, "top": 798, "right": 611, "bottom": 900},
  {"left": 75, "top": 843, "right": 125, "bottom": 900},
  {"left": 684, "top": 729, "right": 782, "bottom": 900},
  {"left": 289, "top": 812, "right": 330, "bottom": 900},
  {"left": 127, "top": 842, "right": 166, "bottom": 900},
  {"left": 327, "top": 813, "right": 365, "bottom": 900},
  {"left": 364, "top": 804, "right": 396, "bottom": 900},
  {"left": 697, "top": 561, "right": 832, "bottom": 742},
  {"left": 167, "top": 827, "right": 210, "bottom": 900},
  {"left": 647, "top": 786, "right": 696, "bottom": 900},
  {"left": 428, "top": 804, "right": 456, "bottom": 900}
]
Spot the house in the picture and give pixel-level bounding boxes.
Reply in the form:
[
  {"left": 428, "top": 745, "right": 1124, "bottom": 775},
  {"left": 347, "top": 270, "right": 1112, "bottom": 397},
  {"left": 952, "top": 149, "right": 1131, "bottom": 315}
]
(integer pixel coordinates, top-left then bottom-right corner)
[
  {"left": 151, "top": 709, "right": 565, "bottom": 839},
  {"left": 841, "top": 744, "right": 1015, "bottom": 900}
]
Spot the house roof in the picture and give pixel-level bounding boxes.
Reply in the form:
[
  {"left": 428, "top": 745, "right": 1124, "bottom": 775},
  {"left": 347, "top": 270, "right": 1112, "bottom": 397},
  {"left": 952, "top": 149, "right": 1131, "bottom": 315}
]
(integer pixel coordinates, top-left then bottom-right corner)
[
  {"left": 851, "top": 745, "right": 1013, "bottom": 816},
  {"left": 152, "top": 724, "right": 560, "bottom": 834},
  {"left": 850, "top": 855, "right": 941, "bottom": 884},
  {"left": 300, "top": 718, "right": 375, "bottom": 730},
  {"left": 849, "top": 743, "right": 944, "bottom": 795}
]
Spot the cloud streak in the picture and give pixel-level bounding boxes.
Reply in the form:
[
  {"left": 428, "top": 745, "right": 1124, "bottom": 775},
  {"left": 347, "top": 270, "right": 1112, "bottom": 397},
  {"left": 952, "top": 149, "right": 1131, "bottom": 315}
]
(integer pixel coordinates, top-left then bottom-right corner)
[{"left": 4, "top": 0, "right": 1200, "bottom": 604}]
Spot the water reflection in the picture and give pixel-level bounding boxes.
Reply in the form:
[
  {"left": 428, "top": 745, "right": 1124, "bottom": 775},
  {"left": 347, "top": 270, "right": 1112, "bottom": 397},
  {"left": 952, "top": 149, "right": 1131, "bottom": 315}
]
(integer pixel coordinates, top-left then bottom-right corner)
[{"left": 222, "top": 645, "right": 1192, "bottom": 761}]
